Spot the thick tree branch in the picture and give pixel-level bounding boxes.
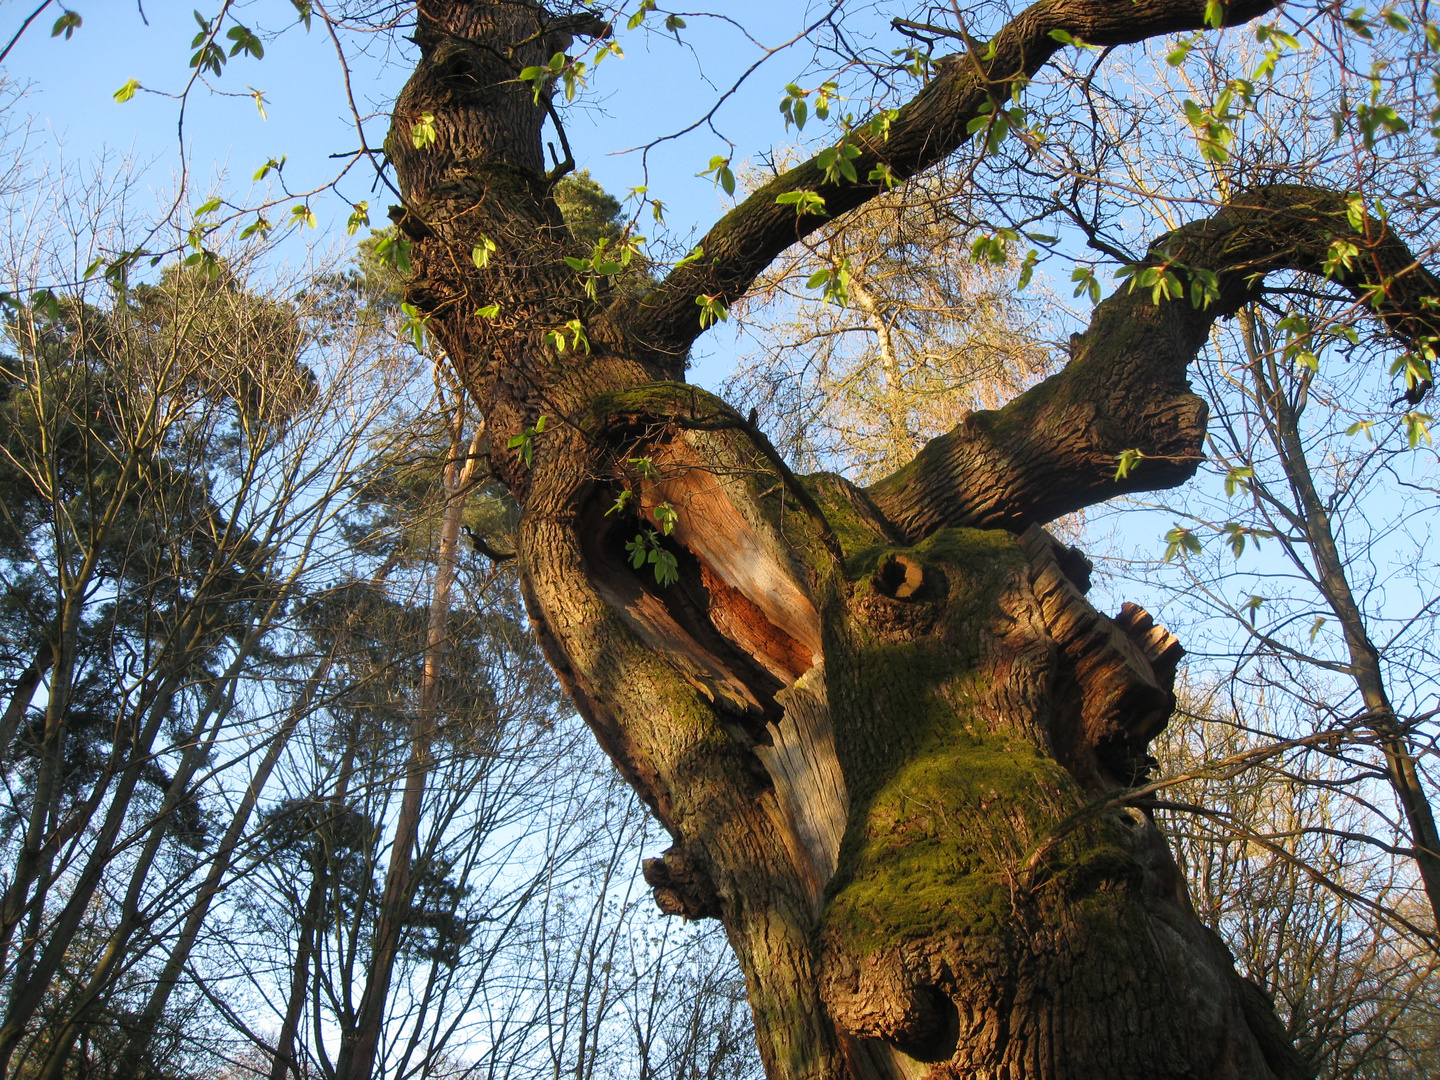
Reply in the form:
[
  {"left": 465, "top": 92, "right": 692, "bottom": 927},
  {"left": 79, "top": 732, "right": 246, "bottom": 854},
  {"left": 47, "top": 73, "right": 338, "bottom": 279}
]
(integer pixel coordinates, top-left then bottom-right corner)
[
  {"left": 609, "top": 0, "right": 1277, "bottom": 361},
  {"left": 866, "top": 185, "right": 1440, "bottom": 540}
]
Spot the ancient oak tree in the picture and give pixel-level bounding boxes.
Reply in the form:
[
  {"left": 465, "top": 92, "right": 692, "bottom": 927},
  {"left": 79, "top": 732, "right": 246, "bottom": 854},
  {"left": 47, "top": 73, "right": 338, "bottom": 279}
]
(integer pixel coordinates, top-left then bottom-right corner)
[{"left": 382, "top": 2, "right": 1439, "bottom": 1078}]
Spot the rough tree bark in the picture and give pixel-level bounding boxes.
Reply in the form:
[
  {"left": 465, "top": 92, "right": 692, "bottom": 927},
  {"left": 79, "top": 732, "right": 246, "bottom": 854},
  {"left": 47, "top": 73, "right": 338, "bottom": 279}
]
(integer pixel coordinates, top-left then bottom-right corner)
[{"left": 382, "top": 3, "right": 1440, "bottom": 1078}]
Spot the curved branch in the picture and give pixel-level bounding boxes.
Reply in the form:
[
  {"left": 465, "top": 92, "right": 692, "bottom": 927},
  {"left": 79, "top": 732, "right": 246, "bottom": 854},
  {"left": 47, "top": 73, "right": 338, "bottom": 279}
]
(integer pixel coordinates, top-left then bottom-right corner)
[
  {"left": 866, "top": 185, "right": 1440, "bottom": 540},
  {"left": 609, "top": 0, "right": 1277, "bottom": 361}
]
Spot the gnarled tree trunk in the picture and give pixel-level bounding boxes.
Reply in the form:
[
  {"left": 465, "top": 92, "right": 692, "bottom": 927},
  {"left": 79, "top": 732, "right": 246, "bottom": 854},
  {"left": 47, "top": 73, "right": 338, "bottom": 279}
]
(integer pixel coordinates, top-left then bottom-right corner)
[{"left": 382, "top": 3, "right": 1440, "bottom": 1078}]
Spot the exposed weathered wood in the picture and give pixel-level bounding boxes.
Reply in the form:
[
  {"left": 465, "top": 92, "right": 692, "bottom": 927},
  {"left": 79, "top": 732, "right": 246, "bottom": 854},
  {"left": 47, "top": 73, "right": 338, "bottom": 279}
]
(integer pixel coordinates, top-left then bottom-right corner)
[{"left": 758, "top": 665, "right": 850, "bottom": 907}]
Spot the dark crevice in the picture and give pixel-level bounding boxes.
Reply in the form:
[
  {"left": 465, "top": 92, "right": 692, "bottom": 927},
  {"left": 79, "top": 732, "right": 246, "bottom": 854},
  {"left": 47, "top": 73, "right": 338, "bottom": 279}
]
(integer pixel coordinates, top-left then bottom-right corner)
[
  {"left": 580, "top": 491, "right": 811, "bottom": 754},
  {"left": 889, "top": 986, "right": 960, "bottom": 1063}
]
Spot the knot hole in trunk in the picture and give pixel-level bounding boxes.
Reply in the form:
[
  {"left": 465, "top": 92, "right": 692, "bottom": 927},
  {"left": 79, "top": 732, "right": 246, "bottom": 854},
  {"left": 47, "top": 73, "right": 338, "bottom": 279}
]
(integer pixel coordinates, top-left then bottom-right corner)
[{"left": 872, "top": 553, "right": 925, "bottom": 600}]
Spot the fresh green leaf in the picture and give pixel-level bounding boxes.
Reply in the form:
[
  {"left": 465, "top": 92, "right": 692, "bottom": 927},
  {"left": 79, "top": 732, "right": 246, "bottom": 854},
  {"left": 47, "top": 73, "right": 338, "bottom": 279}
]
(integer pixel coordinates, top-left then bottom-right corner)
[
  {"left": 412, "top": 111, "right": 439, "bottom": 150},
  {"left": 629, "top": 457, "right": 660, "bottom": 480},
  {"left": 1115, "top": 448, "right": 1144, "bottom": 480},
  {"left": 1048, "top": 28, "right": 1099, "bottom": 49},
  {"left": 868, "top": 109, "right": 898, "bottom": 141},
  {"left": 626, "top": 533, "right": 648, "bottom": 569},
  {"left": 1344, "top": 7, "right": 1374, "bottom": 38},
  {"left": 399, "top": 302, "right": 428, "bottom": 350},
  {"left": 372, "top": 234, "right": 413, "bottom": 273},
  {"left": 652, "top": 547, "right": 679, "bottom": 586},
  {"left": 775, "top": 189, "right": 828, "bottom": 216},
  {"left": 628, "top": 0, "right": 656, "bottom": 30},
  {"left": 1404, "top": 410, "right": 1434, "bottom": 447},
  {"left": 564, "top": 319, "right": 590, "bottom": 354},
  {"left": 472, "top": 235, "right": 497, "bottom": 269},
  {"left": 1163, "top": 525, "right": 1202, "bottom": 562},
  {"left": 1390, "top": 351, "right": 1433, "bottom": 392},
  {"left": 226, "top": 24, "right": 264, "bottom": 59},
  {"left": 51, "top": 10, "right": 82, "bottom": 39},
  {"left": 698, "top": 155, "right": 736, "bottom": 196},
  {"left": 1345, "top": 191, "right": 1367, "bottom": 231},
  {"left": 653, "top": 502, "right": 679, "bottom": 535},
  {"left": 804, "top": 258, "right": 852, "bottom": 307},
  {"left": 1220, "top": 522, "right": 1270, "bottom": 557},
  {"left": 1323, "top": 238, "right": 1360, "bottom": 277},
  {"left": 696, "top": 293, "right": 728, "bottom": 328},
  {"left": 507, "top": 416, "right": 549, "bottom": 467},
  {"left": 1242, "top": 594, "right": 1264, "bottom": 624},
  {"left": 1189, "top": 267, "right": 1221, "bottom": 309},
  {"left": 253, "top": 155, "right": 286, "bottom": 181},
  {"left": 182, "top": 249, "right": 222, "bottom": 282},
  {"left": 29, "top": 288, "right": 60, "bottom": 321},
  {"left": 1167, "top": 35, "right": 1198, "bottom": 66},
  {"left": 1072, "top": 265, "right": 1102, "bottom": 304}
]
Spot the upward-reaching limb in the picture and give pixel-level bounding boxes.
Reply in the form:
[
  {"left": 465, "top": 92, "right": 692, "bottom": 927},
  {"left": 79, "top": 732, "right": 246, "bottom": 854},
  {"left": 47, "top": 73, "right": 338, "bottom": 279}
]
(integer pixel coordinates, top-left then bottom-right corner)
[{"left": 607, "top": 0, "right": 1278, "bottom": 368}]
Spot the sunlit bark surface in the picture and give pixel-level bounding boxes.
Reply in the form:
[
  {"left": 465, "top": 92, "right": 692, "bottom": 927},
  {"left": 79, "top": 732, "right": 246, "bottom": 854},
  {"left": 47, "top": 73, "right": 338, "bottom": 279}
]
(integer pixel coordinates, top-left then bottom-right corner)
[{"left": 381, "top": 2, "right": 1440, "bottom": 1077}]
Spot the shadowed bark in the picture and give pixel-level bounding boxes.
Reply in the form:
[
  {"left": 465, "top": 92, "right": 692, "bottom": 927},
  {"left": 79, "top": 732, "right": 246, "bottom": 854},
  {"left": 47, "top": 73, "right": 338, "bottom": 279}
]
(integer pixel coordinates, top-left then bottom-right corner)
[{"left": 380, "top": 3, "right": 1440, "bottom": 1078}]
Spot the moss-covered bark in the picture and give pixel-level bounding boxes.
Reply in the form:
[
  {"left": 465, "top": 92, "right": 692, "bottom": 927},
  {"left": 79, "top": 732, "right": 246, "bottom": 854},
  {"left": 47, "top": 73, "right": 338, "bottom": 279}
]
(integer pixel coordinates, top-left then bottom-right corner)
[
  {"left": 484, "top": 377, "right": 1306, "bottom": 1080},
  {"left": 362, "top": 5, "right": 1440, "bottom": 1079}
]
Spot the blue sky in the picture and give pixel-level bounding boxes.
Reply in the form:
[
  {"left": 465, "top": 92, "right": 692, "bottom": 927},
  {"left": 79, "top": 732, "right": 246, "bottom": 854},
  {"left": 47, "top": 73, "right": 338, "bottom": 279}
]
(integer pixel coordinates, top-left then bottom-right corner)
[{"left": 0, "top": 0, "right": 861, "bottom": 384}]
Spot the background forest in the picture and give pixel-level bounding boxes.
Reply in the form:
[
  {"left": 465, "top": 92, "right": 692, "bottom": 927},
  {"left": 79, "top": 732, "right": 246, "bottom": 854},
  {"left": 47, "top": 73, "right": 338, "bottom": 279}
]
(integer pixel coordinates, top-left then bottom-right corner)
[{"left": 0, "top": 1, "right": 1435, "bottom": 1078}]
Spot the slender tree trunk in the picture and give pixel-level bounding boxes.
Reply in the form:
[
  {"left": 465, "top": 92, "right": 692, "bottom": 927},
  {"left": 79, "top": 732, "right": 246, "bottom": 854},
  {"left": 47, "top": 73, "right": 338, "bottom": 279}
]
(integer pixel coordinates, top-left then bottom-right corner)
[
  {"left": 0, "top": 604, "right": 222, "bottom": 1073},
  {"left": 0, "top": 596, "right": 83, "bottom": 973},
  {"left": 41, "top": 650, "right": 329, "bottom": 1080},
  {"left": 36, "top": 661, "right": 241, "bottom": 1080},
  {"left": 2, "top": 814, "right": 55, "bottom": 1076},
  {"left": 382, "top": 3, "right": 1440, "bottom": 1076},
  {"left": 269, "top": 724, "right": 363, "bottom": 1080},
  {"left": 0, "top": 344, "right": 172, "bottom": 989},
  {"left": 335, "top": 416, "right": 484, "bottom": 1080},
  {"left": 0, "top": 640, "right": 52, "bottom": 768},
  {"left": 111, "top": 656, "right": 333, "bottom": 1077},
  {"left": 848, "top": 274, "right": 911, "bottom": 470},
  {"left": 1240, "top": 310, "right": 1440, "bottom": 923},
  {"left": 269, "top": 869, "right": 327, "bottom": 1080}
]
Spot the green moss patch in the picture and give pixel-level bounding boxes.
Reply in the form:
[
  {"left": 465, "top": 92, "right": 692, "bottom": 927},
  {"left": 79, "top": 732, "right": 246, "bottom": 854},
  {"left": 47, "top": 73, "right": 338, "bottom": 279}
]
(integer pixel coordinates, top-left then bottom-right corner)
[{"left": 822, "top": 527, "right": 1143, "bottom": 959}]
